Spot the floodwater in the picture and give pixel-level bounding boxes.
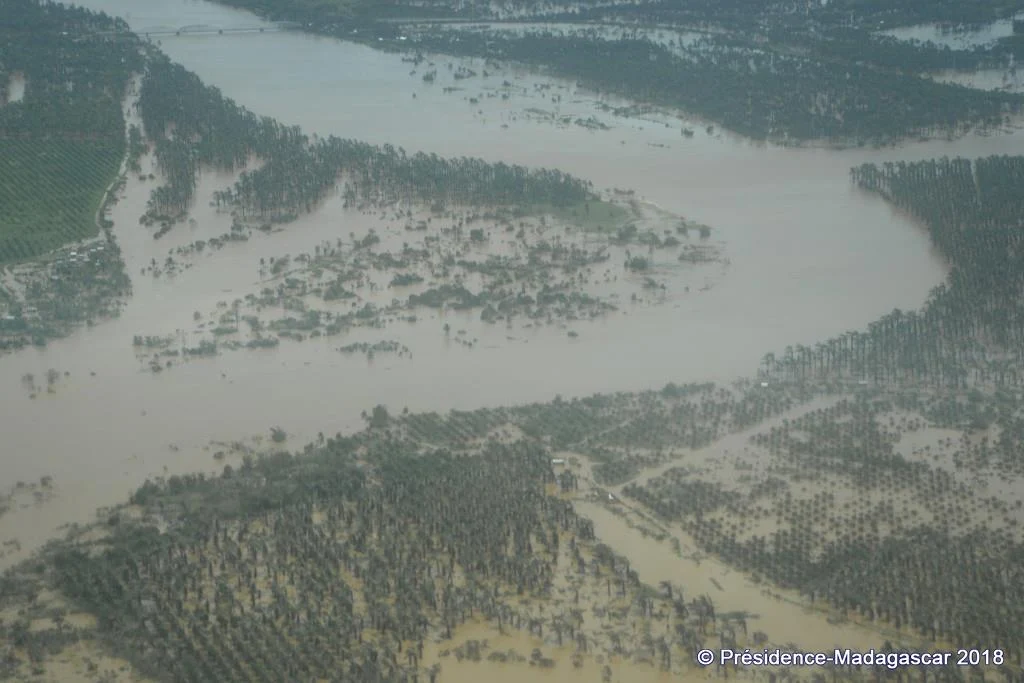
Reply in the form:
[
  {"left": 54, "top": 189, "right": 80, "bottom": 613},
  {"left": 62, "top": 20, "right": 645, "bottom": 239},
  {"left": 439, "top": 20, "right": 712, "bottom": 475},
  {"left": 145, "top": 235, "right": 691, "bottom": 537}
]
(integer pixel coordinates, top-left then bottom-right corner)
[
  {"left": 573, "top": 500, "right": 892, "bottom": 653},
  {"left": 443, "top": 21, "right": 707, "bottom": 55},
  {"left": 4, "top": 71, "right": 26, "bottom": 104},
  {"left": 560, "top": 398, "right": 899, "bottom": 652},
  {"left": 557, "top": 396, "right": 938, "bottom": 652},
  {"left": 420, "top": 625, "right": 687, "bottom": 683},
  {"left": 931, "top": 66, "right": 1024, "bottom": 93},
  {"left": 2, "top": 0, "right": 1023, "bottom": 612},
  {"left": 879, "top": 15, "right": 1023, "bottom": 49}
]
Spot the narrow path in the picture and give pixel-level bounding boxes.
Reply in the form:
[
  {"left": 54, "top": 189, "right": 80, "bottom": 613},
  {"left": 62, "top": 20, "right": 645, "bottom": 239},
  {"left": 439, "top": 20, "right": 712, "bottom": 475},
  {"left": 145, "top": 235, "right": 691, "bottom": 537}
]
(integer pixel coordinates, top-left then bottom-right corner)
[{"left": 94, "top": 76, "right": 142, "bottom": 235}]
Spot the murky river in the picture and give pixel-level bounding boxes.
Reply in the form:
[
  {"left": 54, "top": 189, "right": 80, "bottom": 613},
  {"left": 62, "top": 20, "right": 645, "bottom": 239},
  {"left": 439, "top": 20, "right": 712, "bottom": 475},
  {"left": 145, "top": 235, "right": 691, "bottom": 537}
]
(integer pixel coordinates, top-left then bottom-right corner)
[{"left": 3, "top": 0, "right": 1023, "bottom": 607}]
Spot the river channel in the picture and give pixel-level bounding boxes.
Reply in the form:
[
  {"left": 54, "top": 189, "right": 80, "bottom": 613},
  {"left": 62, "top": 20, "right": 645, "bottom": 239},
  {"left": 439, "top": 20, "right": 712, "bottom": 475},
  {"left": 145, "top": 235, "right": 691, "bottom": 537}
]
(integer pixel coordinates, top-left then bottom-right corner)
[{"left": 3, "top": 0, "right": 1023, "bottom": 573}]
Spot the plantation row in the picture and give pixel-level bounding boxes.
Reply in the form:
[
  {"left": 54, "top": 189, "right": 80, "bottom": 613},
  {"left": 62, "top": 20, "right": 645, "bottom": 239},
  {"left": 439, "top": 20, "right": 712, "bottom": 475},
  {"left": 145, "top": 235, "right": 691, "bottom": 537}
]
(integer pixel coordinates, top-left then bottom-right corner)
[
  {"left": 50, "top": 442, "right": 570, "bottom": 680},
  {"left": 371, "top": 381, "right": 808, "bottom": 487},
  {"left": 13, "top": 373, "right": 1008, "bottom": 679},
  {"left": 0, "top": 0, "right": 139, "bottom": 264},
  {"left": 761, "top": 155, "right": 1024, "bottom": 390},
  {"left": 624, "top": 389, "right": 1024, "bottom": 668},
  {"left": 9, "top": 435, "right": 751, "bottom": 681},
  {"left": 0, "top": 138, "right": 122, "bottom": 264}
]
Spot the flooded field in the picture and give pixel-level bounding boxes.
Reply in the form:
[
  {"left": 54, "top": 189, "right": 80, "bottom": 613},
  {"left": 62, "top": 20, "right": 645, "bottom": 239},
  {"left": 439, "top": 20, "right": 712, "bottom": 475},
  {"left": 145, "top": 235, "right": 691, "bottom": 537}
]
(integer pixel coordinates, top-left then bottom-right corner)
[
  {"left": 3, "top": 0, "right": 1024, "bottom": 678},
  {"left": 930, "top": 66, "right": 1024, "bottom": 93},
  {"left": 441, "top": 21, "right": 707, "bottom": 56},
  {"left": 878, "top": 15, "right": 1024, "bottom": 49},
  {"left": 7, "top": 0, "right": 1024, "bottom": 565},
  {"left": 7, "top": 376, "right": 1011, "bottom": 680}
]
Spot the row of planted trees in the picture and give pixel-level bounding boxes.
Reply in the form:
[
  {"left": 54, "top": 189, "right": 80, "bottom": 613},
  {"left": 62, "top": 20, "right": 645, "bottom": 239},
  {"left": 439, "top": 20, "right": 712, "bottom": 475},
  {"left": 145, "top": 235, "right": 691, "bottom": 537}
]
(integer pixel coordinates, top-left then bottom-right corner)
[
  {"left": 0, "top": 0, "right": 142, "bottom": 265},
  {"left": 622, "top": 383, "right": 1024, "bottom": 672},
  {"left": 49, "top": 441, "right": 574, "bottom": 681},
  {"left": 761, "top": 155, "right": 1024, "bottom": 390},
  {"left": 20, "top": 373, "right": 1014, "bottom": 676},
  {"left": 43, "top": 434, "right": 715, "bottom": 682},
  {"left": 380, "top": 379, "right": 807, "bottom": 489},
  {"left": 7, "top": 392, "right": 784, "bottom": 681}
]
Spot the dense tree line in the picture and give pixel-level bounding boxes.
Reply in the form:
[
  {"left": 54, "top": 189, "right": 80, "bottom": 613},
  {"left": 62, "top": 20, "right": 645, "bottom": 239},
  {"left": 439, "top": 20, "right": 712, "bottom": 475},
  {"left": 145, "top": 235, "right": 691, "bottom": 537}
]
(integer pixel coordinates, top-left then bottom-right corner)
[
  {"left": 0, "top": 0, "right": 141, "bottom": 140},
  {"left": 550, "top": 7, "right": 1024, "bottom": 72},
  {"left": 208, "top": 0, "right": 1024, "bottom": 29},
  {"left": 200, "top": 0, "right": 1024, "bottom": 145},
  {"left": 795, "top": 28, "right": 1000, "bottom": 72},
  {"left": 550, "top": 0, "right": 1023, "bottom": 32},
  {"left": 138, "top": 54, "right": 590, "bottom": 226},
  {"left": 26, "top": 432, "right": 731, "bottom": 682},
  {"left": 0, "top": 0, "right": 141, "bottom": 264},
  {"left": 405, "top": 29, "right": 1021, "bottom": 143},
  {"left": 200, "top": 0, "right": 1024, "bottom": 144},
  {"left": 625, "top": 391, "right": 1024, "bottom": 668},
  {"left": 808, "top": 0, "right": 1023, "bottom": 29},
  {"left": 760, "top": 155, "right": 1024, "bottom": 389}
]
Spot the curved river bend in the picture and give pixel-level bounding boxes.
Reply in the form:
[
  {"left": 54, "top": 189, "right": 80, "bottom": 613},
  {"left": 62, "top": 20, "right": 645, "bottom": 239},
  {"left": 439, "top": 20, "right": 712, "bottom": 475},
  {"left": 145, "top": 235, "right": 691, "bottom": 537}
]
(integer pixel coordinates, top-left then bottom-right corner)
[{"left": 3, "top": 0, "right": 1022, "bottom": 571}]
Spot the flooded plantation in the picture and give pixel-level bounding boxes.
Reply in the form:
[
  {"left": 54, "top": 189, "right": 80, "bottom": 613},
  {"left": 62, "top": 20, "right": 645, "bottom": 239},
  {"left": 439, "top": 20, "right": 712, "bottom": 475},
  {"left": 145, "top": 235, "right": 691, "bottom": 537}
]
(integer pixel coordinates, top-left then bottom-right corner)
[{"left": 3, "top": 0, "right": 1024, "bottom": 680}]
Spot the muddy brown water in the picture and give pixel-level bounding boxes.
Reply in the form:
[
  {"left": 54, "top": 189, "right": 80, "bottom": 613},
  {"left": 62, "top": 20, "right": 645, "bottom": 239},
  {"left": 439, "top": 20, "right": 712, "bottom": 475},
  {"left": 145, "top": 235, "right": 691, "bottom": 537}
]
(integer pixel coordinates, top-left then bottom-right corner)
[{"left": 2, "top": 1, "right": 1021, "bottom": 665}]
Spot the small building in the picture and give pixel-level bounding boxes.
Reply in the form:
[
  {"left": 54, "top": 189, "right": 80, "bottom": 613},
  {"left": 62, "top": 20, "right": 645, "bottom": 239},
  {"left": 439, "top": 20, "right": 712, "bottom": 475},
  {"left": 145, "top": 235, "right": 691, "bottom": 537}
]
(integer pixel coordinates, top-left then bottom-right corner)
[{"left": 551, "top": 457, "right": 566, "bottom": 466}]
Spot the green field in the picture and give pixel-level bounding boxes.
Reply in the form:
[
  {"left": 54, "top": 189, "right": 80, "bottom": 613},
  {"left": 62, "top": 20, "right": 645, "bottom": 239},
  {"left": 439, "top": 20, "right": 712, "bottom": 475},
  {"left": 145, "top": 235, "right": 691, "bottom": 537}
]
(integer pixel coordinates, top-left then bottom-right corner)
[
  {"left": 0, "top": 137, "right": 123, "bottom": 264},
  {"left": 1, "top": 0, "right": 141, "bottom": 266}
]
